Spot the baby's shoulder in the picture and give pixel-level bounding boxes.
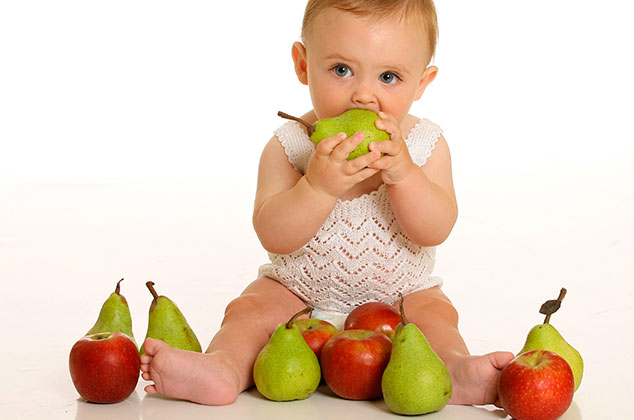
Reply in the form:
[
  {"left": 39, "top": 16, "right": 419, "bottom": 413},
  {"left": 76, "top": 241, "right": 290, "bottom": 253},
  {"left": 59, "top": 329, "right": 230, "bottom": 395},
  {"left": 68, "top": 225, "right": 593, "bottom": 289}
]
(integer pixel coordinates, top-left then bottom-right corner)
[
  {"left": 404, "top": 115, "right": 445, "bottom": 167},
  {"left": 404, "top": 114, "right": 442, "bottom": 135},
  {"left": 404, "top": 115, "right": 443, "bottom": 144},
  {"left": 270, "top": 121, "right": 313, "bottom": 174}
]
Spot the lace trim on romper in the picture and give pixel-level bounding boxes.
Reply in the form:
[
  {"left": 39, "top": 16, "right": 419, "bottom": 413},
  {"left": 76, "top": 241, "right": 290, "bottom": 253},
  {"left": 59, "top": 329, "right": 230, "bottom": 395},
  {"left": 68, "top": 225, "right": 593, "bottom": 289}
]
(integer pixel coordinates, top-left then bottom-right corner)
[{"left": 258, "top": 118, "right": 444, "bottom": 315}]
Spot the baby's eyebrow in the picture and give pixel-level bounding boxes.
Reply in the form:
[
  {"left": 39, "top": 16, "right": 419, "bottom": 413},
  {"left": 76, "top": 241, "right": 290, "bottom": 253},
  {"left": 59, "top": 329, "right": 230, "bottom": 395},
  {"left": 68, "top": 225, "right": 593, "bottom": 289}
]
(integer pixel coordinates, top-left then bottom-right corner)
[
  {"left": 383, "top": 64, "right": 409, "bottom": 75},
  {"left": 374, "top": 62, "right": 411, "bottom": 79},
  {"left": 325, "top": 53, "right": 357, "bottom": 63}
]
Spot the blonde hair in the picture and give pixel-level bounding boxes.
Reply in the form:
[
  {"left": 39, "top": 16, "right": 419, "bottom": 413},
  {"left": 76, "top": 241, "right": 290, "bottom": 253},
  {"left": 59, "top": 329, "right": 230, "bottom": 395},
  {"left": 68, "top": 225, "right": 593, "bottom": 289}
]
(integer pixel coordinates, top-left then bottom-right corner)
[{"left": 301, "top": 0, "right": 438, "bottom": 62}]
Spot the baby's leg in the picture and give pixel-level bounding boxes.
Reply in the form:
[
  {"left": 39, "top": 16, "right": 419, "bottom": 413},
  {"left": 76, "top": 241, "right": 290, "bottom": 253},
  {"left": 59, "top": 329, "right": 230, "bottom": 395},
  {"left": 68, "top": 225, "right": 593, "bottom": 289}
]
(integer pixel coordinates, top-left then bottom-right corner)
[
  {"left": 401, "top": 287, "right": 514, "bottom": 406},
  {"left": 140, "top": 277, "right": 307, "bottom": 405}
]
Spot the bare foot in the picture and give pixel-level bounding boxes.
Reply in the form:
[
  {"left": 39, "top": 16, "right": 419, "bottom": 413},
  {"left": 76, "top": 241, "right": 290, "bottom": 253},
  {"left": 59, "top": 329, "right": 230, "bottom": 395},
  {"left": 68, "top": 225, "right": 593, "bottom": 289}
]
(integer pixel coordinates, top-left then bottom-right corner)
[
  {"left": 140, "top": 338, "right": 241, "bottom": 405},
  {"left": 447, "top": 351, "right": 515, "bottom": 406}
]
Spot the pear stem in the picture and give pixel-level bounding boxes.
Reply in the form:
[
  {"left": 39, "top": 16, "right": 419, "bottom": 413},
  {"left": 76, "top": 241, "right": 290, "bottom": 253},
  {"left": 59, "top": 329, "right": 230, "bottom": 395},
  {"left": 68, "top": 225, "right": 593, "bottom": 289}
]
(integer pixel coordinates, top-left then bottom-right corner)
[
  {"left": 398, "top": 293, "right": 409, "bottom": 325},
  {"left": 286, "top": 307, "right": 312, "bottom": 329},
  {"left": 146, "top": 281, "right": 159, "bottom": 301},
  {"left": 115, "top": 278, "right": 124, "bottom": 295},
  {"left": 543, "top": 288, "right": 567, "bottom": 324},
  {"left": 278, "top": 111, "right": 315, "bottom": 136}
]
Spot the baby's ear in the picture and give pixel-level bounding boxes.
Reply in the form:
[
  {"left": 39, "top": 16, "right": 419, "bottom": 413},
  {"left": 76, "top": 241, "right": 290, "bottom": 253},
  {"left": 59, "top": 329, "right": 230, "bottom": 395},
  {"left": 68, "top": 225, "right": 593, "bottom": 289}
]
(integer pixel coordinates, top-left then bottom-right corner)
[
  {"left": 292, "top": 42, "right": 309, "bottom": 85},
  {"left": 415, "top": 65, "right": 438, "bottom": 100}
]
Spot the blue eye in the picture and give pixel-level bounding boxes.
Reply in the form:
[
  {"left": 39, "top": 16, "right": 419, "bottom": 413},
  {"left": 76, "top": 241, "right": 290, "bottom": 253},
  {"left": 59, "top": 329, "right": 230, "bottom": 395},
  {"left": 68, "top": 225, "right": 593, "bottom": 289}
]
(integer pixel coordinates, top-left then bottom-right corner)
[
  {"left": 380, "top": 72, "right": 400, "bottom": 84},
  {"left": 332, "top": 65, "right": 352, "bottom": 78}
]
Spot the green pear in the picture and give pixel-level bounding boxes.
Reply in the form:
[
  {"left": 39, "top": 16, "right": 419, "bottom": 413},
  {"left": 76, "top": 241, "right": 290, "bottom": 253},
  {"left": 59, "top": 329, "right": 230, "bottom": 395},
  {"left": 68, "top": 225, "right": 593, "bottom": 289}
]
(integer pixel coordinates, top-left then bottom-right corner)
[
  {"left": 86, "top": 278, "right": 136, "bottom": 346},
  {"left": 382, "top": 295, "right": 452, "bottom": 415},
  {"left": 253, "top": 307, "right": 321, "bottom": 401},
  {"left": 519, "top": 288, "right": 583, "bottom": 391},
  {"left": 278, "top": 109, "right": 390, "bottom": 160},
  {"left": 140, "top": 281, "right": 202, "bottom": 354}
]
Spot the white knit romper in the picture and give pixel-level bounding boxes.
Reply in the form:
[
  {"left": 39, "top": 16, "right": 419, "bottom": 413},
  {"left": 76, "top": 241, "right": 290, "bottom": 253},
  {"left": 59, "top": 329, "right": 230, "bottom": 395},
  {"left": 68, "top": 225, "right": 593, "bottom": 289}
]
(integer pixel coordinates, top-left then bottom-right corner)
[{"left": 258, "top": 118, "right": 444, "bottom": 326}]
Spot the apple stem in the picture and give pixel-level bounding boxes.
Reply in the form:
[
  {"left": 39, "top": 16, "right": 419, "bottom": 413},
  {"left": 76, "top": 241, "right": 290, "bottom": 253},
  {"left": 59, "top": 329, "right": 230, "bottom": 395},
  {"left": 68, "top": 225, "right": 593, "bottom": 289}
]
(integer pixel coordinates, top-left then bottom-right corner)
[
  {"left": 146, "top": 281, "right": 159, "bottom": 301},
  {"left": 115, "top": 278, "right": 124, "bottom": 295},
  {"left": 543, "top": 288, "right": 567, "bottom": 324},
  {"left": 286, "top": 307, "right": 312, "bottom": 329},
  {"left": 278, "top": 111, "right": 315, "bottom": 136},
  {"left": 398, "top": 293, "right": 409, "bottom": 325}
]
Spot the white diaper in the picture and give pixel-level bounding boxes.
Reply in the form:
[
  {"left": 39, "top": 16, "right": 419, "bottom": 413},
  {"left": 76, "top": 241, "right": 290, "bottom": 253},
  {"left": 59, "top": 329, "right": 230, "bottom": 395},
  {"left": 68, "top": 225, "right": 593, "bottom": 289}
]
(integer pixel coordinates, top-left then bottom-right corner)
[{"left": 311, "top": 308, "right": 349, "bottom": 331}]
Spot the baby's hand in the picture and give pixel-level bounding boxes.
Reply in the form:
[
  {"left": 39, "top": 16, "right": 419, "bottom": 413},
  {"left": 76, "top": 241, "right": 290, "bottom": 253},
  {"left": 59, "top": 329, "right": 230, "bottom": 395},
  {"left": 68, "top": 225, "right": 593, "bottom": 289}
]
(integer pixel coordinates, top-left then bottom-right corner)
[
  {"left": 305, "top": 131, "right": 380, "bottom": 199},
  {"left": 368, "top": 112, "right": 418, "bottom": 185}
]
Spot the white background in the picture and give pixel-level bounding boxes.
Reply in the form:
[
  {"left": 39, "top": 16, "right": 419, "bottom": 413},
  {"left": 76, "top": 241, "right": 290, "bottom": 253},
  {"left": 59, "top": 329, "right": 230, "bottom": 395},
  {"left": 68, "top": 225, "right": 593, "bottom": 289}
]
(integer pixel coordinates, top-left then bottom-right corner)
[
  {"left": 1, "top": 1, "right": 633, "bottom": 419},
  {"left": 2, "top": 1, "right": 631, "bottom": 181}
]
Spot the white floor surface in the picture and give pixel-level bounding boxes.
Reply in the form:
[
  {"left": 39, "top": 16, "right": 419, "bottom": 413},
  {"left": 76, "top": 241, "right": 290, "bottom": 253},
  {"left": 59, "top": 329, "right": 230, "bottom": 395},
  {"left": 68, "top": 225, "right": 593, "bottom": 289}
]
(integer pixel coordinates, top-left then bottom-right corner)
[{"left": 1, "top": 172, "right": 632, "bottom": 420}]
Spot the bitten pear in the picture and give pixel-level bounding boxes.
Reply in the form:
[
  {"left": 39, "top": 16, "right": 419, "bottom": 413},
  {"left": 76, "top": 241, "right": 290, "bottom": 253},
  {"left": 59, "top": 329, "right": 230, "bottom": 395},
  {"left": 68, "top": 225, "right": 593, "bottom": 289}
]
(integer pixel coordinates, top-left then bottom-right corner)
[
  {"left": 519, "top": 288, "right": 583, "bottom": 391},
  {"left": 381, "top": 295, "right": 452, "bottom": 415},
  {"left": 86, "top": 278, "right": 136, "bottom": 346},
  {"left": 278, "top": 109, "right": 390, "bottom": 160}
]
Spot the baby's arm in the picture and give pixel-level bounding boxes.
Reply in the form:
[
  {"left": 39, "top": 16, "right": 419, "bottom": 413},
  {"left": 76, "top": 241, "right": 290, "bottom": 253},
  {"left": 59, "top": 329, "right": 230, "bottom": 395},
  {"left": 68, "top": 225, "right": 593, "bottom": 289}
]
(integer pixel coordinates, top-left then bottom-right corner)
[
  {"left": 388, "top": 135, "right": 457, "bottom": 246},
  {"left": 253, "top": 130, "right": 379, "bottom": 254},
  {"left": 370, "top": 115, "right": 457, "bottom": 246}
]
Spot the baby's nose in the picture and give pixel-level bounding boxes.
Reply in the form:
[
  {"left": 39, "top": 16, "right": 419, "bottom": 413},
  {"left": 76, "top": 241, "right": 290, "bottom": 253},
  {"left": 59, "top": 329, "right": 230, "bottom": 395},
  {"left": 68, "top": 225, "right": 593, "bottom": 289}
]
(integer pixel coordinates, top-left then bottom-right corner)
[{"left": 351, "top": 79, "right": 377, "bottom": 106}]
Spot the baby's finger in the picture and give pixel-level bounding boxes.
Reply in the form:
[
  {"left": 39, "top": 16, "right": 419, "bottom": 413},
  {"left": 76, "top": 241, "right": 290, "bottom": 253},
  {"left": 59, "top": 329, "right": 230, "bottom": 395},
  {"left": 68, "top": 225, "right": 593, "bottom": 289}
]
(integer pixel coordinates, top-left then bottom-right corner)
[
  {"left": 315, "top": 132, "right": 347, "bottom": 156},
  {"left": 368, "top": 154, "right": 399, "bottom": 171},
  {"left": 346, "top": 149, "right": 381, "bottom": 173},
  {"left": 333, "top": 131, "right": 365, "bottom": 161},
  {"left": 376, "top": 112, "right": 402, "bottom": 142},
  {"left": 370, "top": 139, "right": 401, "bottom": 157},
  {"left": 351, "top": 166, "right": 380, "bottom": 184}
]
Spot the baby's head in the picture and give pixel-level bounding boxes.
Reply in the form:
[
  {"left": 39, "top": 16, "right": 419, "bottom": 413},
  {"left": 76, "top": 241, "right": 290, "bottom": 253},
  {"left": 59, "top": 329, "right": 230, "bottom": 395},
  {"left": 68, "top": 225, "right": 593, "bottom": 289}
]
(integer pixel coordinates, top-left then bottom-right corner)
[
  {"left": 293, "top": 0, "right": 439, "bottom": 123},
  {"left": 301, "top": 0, "right": 438, "bottom": 66}
]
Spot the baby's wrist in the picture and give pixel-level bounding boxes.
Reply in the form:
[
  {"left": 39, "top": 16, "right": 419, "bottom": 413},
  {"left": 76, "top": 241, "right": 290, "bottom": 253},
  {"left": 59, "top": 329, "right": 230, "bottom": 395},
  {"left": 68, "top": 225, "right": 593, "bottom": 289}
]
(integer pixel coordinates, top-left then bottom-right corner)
[
  {"left": 302, "top": 175, "right": 338, "bottom": 206},
  {"left": 384, "top": 161, "right": 420, "bottom": 187}
]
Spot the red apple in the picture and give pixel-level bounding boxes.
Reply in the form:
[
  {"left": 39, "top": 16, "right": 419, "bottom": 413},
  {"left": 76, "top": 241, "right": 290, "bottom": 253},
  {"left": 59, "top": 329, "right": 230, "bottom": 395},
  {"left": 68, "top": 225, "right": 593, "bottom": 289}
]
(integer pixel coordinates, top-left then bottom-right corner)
[
  {"left": 69, "top": 332, "right": 140, "bottom": 403},
  {"left": 498, "top": 350, "right": 574, "bottom": 420},
  {"left": 295, "top": 318, "right": 338, "bottom": 359},
  {"left": 344, "top": 301, "right": 402, "bottom": 338},
  {"left": 320, "top": 329, "right": 392, "bottom": 400}
]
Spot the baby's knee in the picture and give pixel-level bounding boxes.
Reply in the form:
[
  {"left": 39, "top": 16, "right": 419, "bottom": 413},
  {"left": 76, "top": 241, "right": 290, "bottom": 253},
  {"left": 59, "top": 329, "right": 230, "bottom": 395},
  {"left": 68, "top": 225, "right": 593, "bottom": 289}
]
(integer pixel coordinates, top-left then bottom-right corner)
[
  {"left": 405, "top": 292, "right": 460, "bottom": 327},
  {"left": 223, "top": 292, "right": 292, "bottom": 328},
  {"left": 429, "top": 299, "right": 459, "bottom": 327},
  {"left": 221, "top": 277, "right": 307, "bottom": 330},
  {"left": 223, "top": 293, "right": 265, "bottom": 321}
]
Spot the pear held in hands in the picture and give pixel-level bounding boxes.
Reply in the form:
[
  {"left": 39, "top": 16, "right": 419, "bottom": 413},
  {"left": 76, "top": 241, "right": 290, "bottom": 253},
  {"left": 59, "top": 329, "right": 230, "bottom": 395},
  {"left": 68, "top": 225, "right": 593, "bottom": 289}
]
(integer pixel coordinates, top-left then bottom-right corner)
[
  {"left": 278, "top": 109, "right": 390, "bottom": 160},
  {"left": 86, "top": 278, "right": 136, "bottom": 346},
  {"left": 381, "top": 295, "right": 452, "bottom": 415},
  {"left": 253, "top": 307, "right": 321, "bottom": 401},
  {"left": 519, "top": 288, "right": 583, "bottom": 391},
  {"left": 140, "top": 281, "right": 202, "bottom": 354}
]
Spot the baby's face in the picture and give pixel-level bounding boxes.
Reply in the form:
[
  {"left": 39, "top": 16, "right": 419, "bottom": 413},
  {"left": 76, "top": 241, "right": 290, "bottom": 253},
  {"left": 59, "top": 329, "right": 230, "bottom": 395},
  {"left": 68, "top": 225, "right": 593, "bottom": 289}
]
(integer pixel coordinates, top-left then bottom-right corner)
[{"left": 300, "top": 8, "right": 434, "bottom": 124}]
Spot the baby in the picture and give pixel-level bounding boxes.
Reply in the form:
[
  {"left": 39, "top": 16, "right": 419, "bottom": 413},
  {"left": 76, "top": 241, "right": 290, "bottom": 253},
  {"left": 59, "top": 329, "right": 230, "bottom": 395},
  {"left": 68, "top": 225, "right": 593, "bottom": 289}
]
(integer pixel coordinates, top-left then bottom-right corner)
[{"left": 140, "top": 0, "right": 514, "bottom": 407}]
